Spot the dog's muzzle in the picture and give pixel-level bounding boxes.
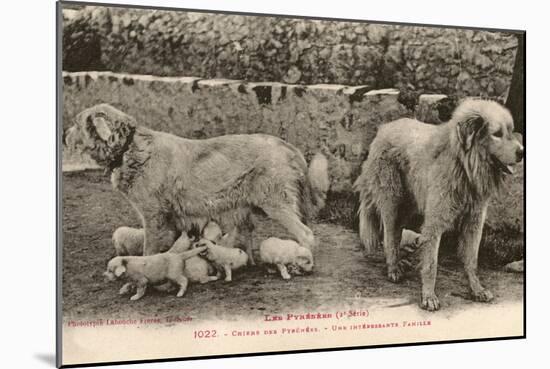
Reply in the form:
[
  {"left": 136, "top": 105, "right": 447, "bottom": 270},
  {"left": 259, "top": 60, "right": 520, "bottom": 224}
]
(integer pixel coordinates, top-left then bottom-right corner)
[
  {"left": 103, "top": 271, "right": 116, "bottom": 282},
  {"left": 492, "top": 155, "right": 518, "bottom": 175}
]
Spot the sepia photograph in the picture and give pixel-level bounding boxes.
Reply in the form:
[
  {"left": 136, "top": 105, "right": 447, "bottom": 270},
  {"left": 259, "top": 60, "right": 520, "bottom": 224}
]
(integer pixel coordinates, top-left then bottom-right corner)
[{"left": 57, "top": 1, "right": 525, "bottom": 366}]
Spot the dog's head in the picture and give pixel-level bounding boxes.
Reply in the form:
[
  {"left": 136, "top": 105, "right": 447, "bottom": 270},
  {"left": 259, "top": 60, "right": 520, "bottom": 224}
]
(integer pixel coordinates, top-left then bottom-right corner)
[
  {"left": 103, "top": 257, "right": 128, "bottom": 281},
  {"left": 64, "top": 104, "right": 136, "bottom": 169},
  {"left": 293, "top": 247, "right": 314, "bottom": 274},
  {"left": 453, "top": 99, "right": 524, "bottom": 175}
]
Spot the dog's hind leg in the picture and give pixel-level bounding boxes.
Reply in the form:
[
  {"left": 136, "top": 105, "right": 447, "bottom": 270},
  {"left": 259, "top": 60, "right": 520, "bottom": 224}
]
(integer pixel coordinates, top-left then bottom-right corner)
[
  {"left": 130, "top": 278, "right": 148, "bottom": 301},
  {"left": 223, "top": 265, "right": 233, "bottom": 282},
  {"left": 358, "top": 201, "right": 381, "bottom": 256},
  {"left": 458, "top": 207, "right": 493, "bottom": 302},
  {"left": 174, "top": 275, "right": 189, "bottom": 297},
  {"left": 380, "top": 207, "right": 403, "bottom": 283},
  {"left": 262, "top": 205, "right": 315, "bottom": 250}
]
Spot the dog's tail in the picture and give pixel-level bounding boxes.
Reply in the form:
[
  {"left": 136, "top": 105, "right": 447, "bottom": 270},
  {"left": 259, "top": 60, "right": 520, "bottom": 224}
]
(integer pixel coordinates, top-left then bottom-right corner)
[
  {"left": 357, "top": 198, "right": 381, "bottom": 255},
  {"left": 307, "top": 152, "right": 330, "bottom": 214},
  {"left": 353, "top": 174, "right": 381, "bottom": 255}
]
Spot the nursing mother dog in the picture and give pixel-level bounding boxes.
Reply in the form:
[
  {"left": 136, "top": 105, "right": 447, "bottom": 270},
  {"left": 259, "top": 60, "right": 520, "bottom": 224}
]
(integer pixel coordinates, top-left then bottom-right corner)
[
  {"left": 354, "top": 99, "right": 523, "bottom": 311},
  {"left": 65, "top": 104, "right": 329, "bottom": 257}
]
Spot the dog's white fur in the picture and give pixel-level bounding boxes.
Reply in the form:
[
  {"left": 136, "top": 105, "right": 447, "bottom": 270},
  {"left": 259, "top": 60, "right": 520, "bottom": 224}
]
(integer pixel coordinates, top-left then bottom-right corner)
[
  {"left": 202, "top": 221, "right": 223, "bottom": 243},
  {"left": 354, "top": 99, "right": 523, "bottom": 311},
  {"left": 104, "top": 246, "right": 206, "bottom": 300},
  {"left": 168, "top": 233, "right": 218, "bottom": 284},
  {"left": 112, "top": 226, "right": 144, "bottom": 256},
  {"left": 194, "top": 239, "right": 248, "bottom": 282},
  {"left": 65, "top": 104, "right": 330, "bottom": 257},
  {"left": 259, "top": 237, "right": 314, "bottom": 280}
]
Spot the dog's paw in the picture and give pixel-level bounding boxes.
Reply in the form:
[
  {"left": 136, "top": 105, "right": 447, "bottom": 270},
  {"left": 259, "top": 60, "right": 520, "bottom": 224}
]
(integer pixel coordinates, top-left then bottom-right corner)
[
  {"left": 421, "top": 293, "right": 441, "bottom": 311},
  {"left": 472, "top": 289, "right": 494, "bottom": 302},
  {"left": 387, "top": 268, "right": 403, "bottom": 283},
  {"left": 130, "top": 294, "right": 143, "bottom": 301}
]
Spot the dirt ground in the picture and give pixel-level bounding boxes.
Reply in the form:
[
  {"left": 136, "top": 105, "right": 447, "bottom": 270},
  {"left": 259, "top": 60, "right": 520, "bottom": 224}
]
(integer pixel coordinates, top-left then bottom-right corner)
[{"left": 62, "top": 170, "right": 524, "bottom": 321}]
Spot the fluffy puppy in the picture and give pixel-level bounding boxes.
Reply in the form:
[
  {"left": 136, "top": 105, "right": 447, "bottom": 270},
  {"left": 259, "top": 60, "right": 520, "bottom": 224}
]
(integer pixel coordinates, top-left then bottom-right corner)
[
  {"left": 65, "top": 104, "right": 329, "bottom": 256},
  {"left": 112, "top": 226, "right": 144, "bottom": 256},
  {"left": 104, "top": 246, "right": 206, "bottom": 300},
  {"left": 200, "top": 220, "right": 258, "bottom": 266},
  {"left": 259, "top": 237, "right": 314, "bottom": 280},
  {"left": 354, "top": 99, "right": 523, "bottom": 311},
  {"left": 168, "top": 233, "right": 218, "bottom": 284},
  {"left": 194, "top": 239, "right": 248, "bottom": 282}
]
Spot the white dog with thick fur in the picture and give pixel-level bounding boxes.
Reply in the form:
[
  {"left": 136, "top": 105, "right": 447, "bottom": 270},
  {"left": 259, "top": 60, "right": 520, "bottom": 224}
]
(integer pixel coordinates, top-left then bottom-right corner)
[
  {"left": 65, "top": 104, "right": 329, "bottom": 257},
  {"left": 259, "top": 237, "right": 314, "bottom": 280},
  {"left": 354, "top": 98, "right": 523, "bottom": 311}
]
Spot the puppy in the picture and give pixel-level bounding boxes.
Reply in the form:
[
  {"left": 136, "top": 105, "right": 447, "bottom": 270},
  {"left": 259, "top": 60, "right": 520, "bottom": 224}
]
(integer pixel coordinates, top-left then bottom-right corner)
[
  {"left": 104, "top": 246, "right": 206, "bottom": 300},
  {"left": 194, "top": 239, "right": 248, "bottom": 282},
  {"left": 200, "top": 220, "right": 258, "bottom": 266},
  {"left": 354, "top": 98, "right": 524, "bottom": 311},
  {"left": 259, "top": 237, "right": 314, "bottom": 280},
  {"left": 168, "top": 233, "right": 219, "bottom": 284},
  {"left": 112, "top": 226, "right": 144, "bottom": 256}
]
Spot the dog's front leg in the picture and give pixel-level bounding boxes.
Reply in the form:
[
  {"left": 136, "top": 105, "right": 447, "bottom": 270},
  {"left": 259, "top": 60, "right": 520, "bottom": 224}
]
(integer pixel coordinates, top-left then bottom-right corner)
[
  {"left": 223, "top": 265, "right": 232, "bottom": 282},
  {"left": 141, "top": 205, "right": 176, "bottom": 256},
  {"left": 276, "top": 263, "right": 292, "bottom": 280},
  {"left": 418, "top": 232, "right": 443, "bottom": 311},
  {"left": 458, "top": 207, "right": 493, "bottom": 302},
  {"left": 130, "top": 278, "right": 148, "bottom": 301}
]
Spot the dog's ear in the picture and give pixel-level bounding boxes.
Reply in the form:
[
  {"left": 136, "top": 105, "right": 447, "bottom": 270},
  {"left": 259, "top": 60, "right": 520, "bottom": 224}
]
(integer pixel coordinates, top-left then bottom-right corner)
[
  {"left": 457, "top": 115, "right": 488, "bottom": 151},
  {"left": 88, "top": 114, "right": 112, "bottom": 141},
  {"left": 85, "top": 105, "right": 136, "bottom": 146},
  {"left": 114, "top": 260, "right": 127, "bottom": 277}
]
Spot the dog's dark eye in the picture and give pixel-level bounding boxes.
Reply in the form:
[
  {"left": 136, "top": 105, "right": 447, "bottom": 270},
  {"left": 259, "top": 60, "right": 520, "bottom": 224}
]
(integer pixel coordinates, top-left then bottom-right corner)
[{"left": 492, "top": 129, "right": 503, "bottom": 138}]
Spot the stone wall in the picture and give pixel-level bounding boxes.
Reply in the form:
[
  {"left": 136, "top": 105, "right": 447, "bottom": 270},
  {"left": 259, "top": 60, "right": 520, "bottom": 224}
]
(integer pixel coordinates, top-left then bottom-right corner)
[{"left": 62, "top": 6, "right": 519, "bottom": 98}]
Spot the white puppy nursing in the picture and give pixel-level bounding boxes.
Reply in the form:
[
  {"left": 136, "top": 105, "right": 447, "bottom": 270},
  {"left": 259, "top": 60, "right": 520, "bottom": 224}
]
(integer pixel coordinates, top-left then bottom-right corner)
[
  {"left": 194, "top": 239, "right": 248, "bottom": 282},
  {"left": 259, "top": 237, "right": 314, "bottom": 280},
  {"left": 168, "top": 233, "right": 219, "bottom": 284}
]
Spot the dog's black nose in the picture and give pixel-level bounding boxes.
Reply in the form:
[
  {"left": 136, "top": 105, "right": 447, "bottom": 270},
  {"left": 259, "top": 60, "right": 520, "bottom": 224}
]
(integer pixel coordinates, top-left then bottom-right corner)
[{"left": 516, "top": 147, "right": 524, "bottom": 161}]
